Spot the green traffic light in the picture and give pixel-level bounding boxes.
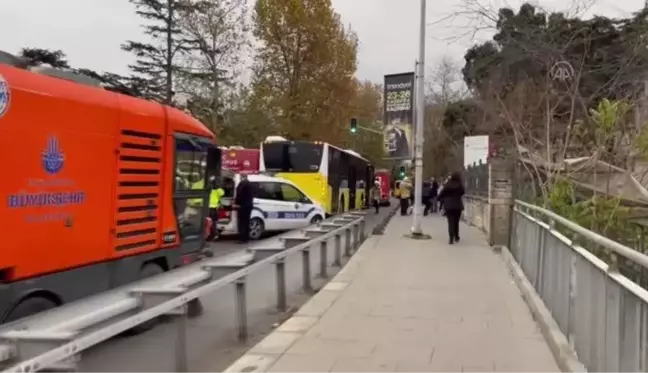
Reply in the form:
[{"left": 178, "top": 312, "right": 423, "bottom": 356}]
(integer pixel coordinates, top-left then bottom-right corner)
[{"left": 350, "top": 127, "right": 357, "bottom": 133}]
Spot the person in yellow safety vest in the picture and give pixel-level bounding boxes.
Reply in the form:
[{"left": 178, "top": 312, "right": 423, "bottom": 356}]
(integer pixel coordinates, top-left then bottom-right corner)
[
  {"left": 207, "top": 178, "right": 225, "bottom": 241},
  {"left": 398, "top": 177, "right": 412, "bottom": 216},
  {"left": 190, "top": 177, "right": 225, "bottom": 240},
  {"left": 189, "top": 177, "right": 225, "bottom": 210}
]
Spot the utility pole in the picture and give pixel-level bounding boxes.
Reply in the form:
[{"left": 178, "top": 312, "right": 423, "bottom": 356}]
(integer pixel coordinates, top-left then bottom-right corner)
[{"left": 411, "top": 0, "right": 427, "bottom": 237}]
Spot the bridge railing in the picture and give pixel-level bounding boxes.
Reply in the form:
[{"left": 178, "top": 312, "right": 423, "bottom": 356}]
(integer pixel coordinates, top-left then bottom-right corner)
[
  {"left": 0, "top": 212, "right": 369, "bottom": 372},
  {"left": 513, "top": 200, "right": 648, "bottom": 372}
]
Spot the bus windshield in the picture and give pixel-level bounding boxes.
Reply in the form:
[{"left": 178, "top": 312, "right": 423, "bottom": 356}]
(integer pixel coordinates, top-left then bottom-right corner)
[{"left": 263, "top": 142, "right": 323, "bottom": 173}]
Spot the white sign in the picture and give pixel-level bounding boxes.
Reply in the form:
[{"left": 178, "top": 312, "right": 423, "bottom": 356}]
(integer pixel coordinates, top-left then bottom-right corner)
[{"left": 464, "top": 135, "right": 489, "bottom": 168}]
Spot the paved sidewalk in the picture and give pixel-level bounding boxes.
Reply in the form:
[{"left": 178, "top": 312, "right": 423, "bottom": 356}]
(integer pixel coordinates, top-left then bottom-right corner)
[{"left": 225, "top": 215, "right": 560, "bottom": 372}]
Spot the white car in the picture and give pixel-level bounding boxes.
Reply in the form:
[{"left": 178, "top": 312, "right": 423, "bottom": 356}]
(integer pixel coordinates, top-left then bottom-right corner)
[{"left": 217, "top": 174, "right": 326, "bottom": 240}]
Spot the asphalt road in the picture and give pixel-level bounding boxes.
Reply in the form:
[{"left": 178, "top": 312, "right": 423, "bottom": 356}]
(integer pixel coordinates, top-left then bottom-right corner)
[{"left": 78, "top": 205, "right": 396, "bottom": 372}]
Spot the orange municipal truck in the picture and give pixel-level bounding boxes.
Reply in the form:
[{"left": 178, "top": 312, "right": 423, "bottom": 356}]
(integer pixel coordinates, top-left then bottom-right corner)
[{"left": 0, "top": 54, "right": 220, "bottom": 323}]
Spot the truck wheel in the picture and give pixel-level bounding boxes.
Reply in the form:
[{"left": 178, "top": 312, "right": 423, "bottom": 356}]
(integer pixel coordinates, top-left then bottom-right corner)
[
  {"left": 3, "top": 296, "right": 58, "bottom": 323},
  {"left": 126, "top": 263, "right": 165, "bottom": 335}
]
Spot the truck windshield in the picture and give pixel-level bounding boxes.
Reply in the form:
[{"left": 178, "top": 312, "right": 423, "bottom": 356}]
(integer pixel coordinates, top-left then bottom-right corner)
[
  {"left": 263, "top": 142, "right": 323, "bottom": 173},
  {"left": 175, "top": 138, "right": 210, "bottom": 191}
]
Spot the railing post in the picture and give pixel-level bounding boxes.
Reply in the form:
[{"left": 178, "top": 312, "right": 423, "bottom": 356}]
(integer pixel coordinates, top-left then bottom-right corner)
[
  {"left": 359, "top": 219, "right": 366, "bottom": 240},
  {"left": 535, "top": 224, "right": 546, "bottom": 291},
  {"left": 334, "top": 234, "right": 342, "bottom": 266},
  {"left": 344, "top": 228, "right": 352, "bottom": 257},
  {"left": 302, "top": 247, "right": 312, "bottom": 292},
  {"left": 353, "top": 223, "right": 360, "bottom": 249},
  {"left": 275, "top": 259, "right": 287, "bottom": 312},
  {"left": 235, "top": 278, "right": 248, "bottom": 342},
  {"left": 319, "top": 240, "right": 328, "bottom": 278},
  {"left": 174, "top": 304, "right": 188, "bottom": 373}
]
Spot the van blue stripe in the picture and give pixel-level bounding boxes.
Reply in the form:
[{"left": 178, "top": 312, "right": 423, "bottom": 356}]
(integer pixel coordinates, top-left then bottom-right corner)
[{"left": 251, "top": 207, "right": 318, "bottom": 219}]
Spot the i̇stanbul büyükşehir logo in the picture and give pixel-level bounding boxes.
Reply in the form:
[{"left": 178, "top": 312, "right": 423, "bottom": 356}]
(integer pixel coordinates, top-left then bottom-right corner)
[
  {"left": 42, "top": 135, "right": 65, "bottom": 174},
  {"left": 0, "top": 74, "right": 10, "bottom": 118}
]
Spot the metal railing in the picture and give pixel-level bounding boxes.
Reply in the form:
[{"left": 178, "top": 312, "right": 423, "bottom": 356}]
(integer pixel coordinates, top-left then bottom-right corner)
[
  {"left": 0, "top": 213, "right": 368, "bottom": 372},
  {"left": 464, "top": 163, "right": 489, "bottom": 197},
  {"left": 513, "top": 200, "right": 648, "bottom": 372}
]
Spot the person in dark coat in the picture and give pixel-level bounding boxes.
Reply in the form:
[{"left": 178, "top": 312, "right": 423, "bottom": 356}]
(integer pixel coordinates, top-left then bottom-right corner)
[
  {"left": 422, "top": 181, "right": 432, "bottom": 216},
  {"left": 430, "top": 178, "right": 439, "bottom": 213},
  {"left": 438, "top": 172, "right": 465, "bottom": 244},
  {"left": 233, "top": 174, "right": 255, "bottom": 243}
]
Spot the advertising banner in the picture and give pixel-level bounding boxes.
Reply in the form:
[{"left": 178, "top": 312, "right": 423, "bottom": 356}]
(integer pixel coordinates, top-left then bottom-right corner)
[{"left": 383, "top": 72, "right": 415, "bottom": 159}]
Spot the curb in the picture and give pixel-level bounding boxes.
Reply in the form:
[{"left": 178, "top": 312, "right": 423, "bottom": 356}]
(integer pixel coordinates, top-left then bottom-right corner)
[
  {"left": 499, "top": 247, "right": 586, "bottom": 373},
  {"left": 223, "top": 234, "right": 383, "bottom": 373},
  {"left": 372, "top": 201, "right": 399, "bottom": 235}
]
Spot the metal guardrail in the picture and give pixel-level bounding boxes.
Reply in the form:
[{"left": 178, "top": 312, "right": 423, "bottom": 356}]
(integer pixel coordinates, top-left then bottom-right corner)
[
  {"left": 0, "top": 212, "right": 368, "bottom": 372},
  {"left": 516, "top": 200, "right": 648, "bottom": 270},
  {"left": 513, "top": 200, "right": 648, "bottom": 372}
]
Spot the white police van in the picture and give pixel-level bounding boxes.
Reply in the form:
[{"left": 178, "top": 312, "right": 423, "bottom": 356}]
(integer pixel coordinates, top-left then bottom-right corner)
[{"left": 217, "top": 173, "right": 325, "bottom": 240}]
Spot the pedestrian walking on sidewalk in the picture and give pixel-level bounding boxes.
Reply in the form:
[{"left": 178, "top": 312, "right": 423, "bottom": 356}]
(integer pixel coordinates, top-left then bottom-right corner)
[
  {"left": 438, "top": 172, "right": 465, "bottom": 244},
  {"left": 398, "top": 177, "right": 411, "bottom": 216},
  {"left": 370, "top": 181, "right": 381, "bottom": 214},
  {"left": 430, "top": 177, "right": 439, "bottom": 213},
  {"left": 422, "top": 180, "right": 432, "bottom": 216}
]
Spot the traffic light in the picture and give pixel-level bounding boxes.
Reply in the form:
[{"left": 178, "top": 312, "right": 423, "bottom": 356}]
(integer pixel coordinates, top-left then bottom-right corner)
[
  {"left": 350, "top": 118, "right": 357, "bottom": 133},
  {"left": 399, "top": 166, "right": 405, "bottom": 179}
]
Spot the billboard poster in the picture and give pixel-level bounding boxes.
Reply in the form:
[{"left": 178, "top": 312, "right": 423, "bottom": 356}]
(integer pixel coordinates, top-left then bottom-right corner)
[{"left": 383, "top": 72, "right": 414, "bottom": 159}]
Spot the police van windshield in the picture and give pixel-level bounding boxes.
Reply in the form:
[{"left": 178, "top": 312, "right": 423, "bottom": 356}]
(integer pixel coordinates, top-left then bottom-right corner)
[{"left": 263, "top": 142, "right": 323, "bottom": 173}]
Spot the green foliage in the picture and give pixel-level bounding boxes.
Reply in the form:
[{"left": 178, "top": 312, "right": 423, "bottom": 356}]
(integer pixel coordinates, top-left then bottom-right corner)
[
  {"left": 19, "top": 48, "right": 70, "bottom": 68},
  {"left": 16, "top": 48, "right": 144, "bottom": 96},
  {"left": 347, "top": 81, "right": 385, "bottom": 167},
  {"left": 546, "top": 177, "right": 632, "bottom": 260},
  {"left": 637, "top": 126, "right": 648, "bottom": 159},
  {"left": 463, "top": 4, "right": 648, "bottom": 105},
  {"left": 528, "top": 97, "right": 643, "bottom": 261},
  {"left": 442, "top": 99, "right": 479, "bottom": 139},
  {"left": 123, "top": 0, "right": 194, "bottom": 103},
  {"left": 251, "top": 0, "right": 358, "bottom": 143},
  {"left": 590, "top": 98, "right": 630, "bottom": 141}
]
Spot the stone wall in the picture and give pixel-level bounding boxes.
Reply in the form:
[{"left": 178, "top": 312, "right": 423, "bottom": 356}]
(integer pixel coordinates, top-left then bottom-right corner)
[
  {"left": 462, "top": 157, "right": 514, "bottom": 248},
  {"left": 463, "top": 195, "right": 490, "bottom": 234}
]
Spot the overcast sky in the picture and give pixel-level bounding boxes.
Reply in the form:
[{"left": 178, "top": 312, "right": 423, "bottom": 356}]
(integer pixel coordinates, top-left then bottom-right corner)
[{"left": 0, "top": 0, "right": 644, "bottom": 84}]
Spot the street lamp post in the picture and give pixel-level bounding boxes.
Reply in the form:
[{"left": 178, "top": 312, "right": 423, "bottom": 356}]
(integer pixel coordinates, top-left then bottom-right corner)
[{"left": 411, "top": 0, "right": 426, "bottom": 236}]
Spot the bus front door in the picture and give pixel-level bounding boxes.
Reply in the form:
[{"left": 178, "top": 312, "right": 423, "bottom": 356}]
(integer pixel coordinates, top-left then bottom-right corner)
[{"left": 348, "top": 168, "right": 357, "bottom": 210}]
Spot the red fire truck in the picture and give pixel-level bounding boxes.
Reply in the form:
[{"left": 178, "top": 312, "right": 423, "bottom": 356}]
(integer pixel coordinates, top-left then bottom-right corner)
[{"left": 221, "top": 146, "right": 260, "bottom": 174}]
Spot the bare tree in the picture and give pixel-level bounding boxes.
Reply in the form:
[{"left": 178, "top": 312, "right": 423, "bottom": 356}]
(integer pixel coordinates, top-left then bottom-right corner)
[
  {"left": 177, "top": 0, "right": 250, "bottom": 132},
  {"left": 423, "top": 56, "right": 473, "bottom": 177},
  {"left": 428, "top": 56, "right": 468, "bottom": 105}
]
